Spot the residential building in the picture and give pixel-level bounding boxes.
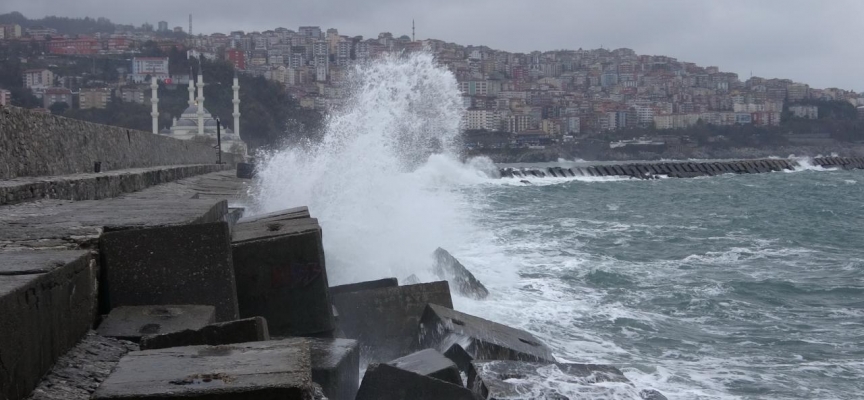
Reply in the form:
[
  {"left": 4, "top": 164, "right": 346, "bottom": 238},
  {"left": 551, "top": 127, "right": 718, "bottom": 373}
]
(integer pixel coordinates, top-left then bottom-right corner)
[
  {"left": 130, "top": 57, "right": 169, "bottom": 83},
  {"left": 0, "top": 24, "right": 22, "bottom": 39},
  {"left": 119, "top": 87, "right": 146, "bottom": 104},
  {"left": 298, "top": 26, "right": 322, "bottom": 39},
  {"left": 79, "top": 88, "right": 112, "bottom": 109},
  {"left": 789, "top": 105, "right": 818, "bottom": 119},
  {"left": 464, "top": 109, "right": 502, "bottom": 131},
  {"left": 158, "top": 21, "right": 168, "bottom": 32},
  {"left": 23, "top": 69, "right": 55, "bottom": 92},
  {"left": 506, "top": 114, "right": 532, "bottom": 133},
  {"left": 43, "top": 88, "right": 73, "bottom": 109},
  {"left": 0, "top": 89, "right": 11, "bottom": 106},
  {"left": 225, "top": 48, "right": 246, "bottom": 70}
]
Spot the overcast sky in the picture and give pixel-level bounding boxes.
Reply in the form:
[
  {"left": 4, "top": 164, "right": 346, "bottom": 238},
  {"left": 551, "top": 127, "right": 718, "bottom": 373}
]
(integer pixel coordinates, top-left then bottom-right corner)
[{"left": 4, "top": 0, "right": 861, "bottom": 92}]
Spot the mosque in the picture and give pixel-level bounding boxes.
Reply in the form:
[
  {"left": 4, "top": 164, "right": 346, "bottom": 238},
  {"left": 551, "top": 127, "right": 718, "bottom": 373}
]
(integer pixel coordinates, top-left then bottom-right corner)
[{"left": 149, "top": 69, "right": 248, "bottom": 156}]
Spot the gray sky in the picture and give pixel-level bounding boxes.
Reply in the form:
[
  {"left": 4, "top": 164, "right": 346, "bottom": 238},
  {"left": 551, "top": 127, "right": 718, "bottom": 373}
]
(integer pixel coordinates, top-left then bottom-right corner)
[{"left": 4, "top": 0, "right": 862, "bottom": 92}]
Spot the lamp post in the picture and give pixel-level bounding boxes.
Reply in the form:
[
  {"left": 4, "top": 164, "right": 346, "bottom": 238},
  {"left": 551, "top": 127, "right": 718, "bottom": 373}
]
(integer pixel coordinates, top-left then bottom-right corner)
[{"left": 216, "top": 117, "right": 222, "bottom": 165}]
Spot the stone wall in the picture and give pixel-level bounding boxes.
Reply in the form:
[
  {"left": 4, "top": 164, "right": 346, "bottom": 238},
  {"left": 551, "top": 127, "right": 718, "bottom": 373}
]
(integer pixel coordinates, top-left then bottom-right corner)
[{"left": 0, "top": 106, "right": 238, "bottom": 179}]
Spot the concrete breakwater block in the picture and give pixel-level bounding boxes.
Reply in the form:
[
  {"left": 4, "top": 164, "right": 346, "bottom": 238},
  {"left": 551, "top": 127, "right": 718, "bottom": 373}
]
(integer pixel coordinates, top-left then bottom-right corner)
[
  {"left": 355, "top": 363, "right": 476, "bottom": 400},
  {"left": 332, "top": 281, "right": 453, "bottom": 362},
  {"left": 236, "top": 206, "right": 310, "bottom": 224},
  {"left": 420, "top": 304, "right": 556, "bottom": 365},
  {"left": 307, "top": 337, "right": 360, "bottom": 400},
  {"left": 467, "top": 360, "right": 645, "bottom": 400},
  {"left": 433, "top": 247, "right": 489, "bottom": 299},
  {"left": 232, "top": 215, "right": 334, "bottom": 337},
  {"left": 97, "top": 305, "right": 216, "bottom": 342},
  {"left": 329, "top": 277, "right": 398, "bottom": 296},
  {"left": 93, "top": 339, "right": 314, "bottom": 400},
  {"left": 236, "top": 162, "right": 256, "bottom": 179},
  {"left": 387, "top": 349, "right": 463, "bottom": 386},
  {"left": 0, "top": 250, "right": 97, "bottom": 400},
  {"left": 99, "top": 221, "right": 239, "bottom": 321},
  {"left": 140, "top": 316, "right": 269, "bottom": 350}
]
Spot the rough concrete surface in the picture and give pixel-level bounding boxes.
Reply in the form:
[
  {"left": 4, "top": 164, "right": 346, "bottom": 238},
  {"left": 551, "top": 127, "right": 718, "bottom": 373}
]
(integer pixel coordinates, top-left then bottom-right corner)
[
  {"left": 387, "top": 349, "right": 463, "bottom": 386},
  {"left": 100, "top": 221, "right": 239, "bottom": 321},
  {"left": 140, "top": 316, "right": 270, "bottom": 350},
  {"left": 328, "top": 278, "right": 398, "bottom": 296},
  {"left": 93, "top": 339, "right": 314, "bottom": 400},
  {"left": 0, "top": 250, "right": 97, "bottom": 400},
  {"left": 26, "top": 331, "right": 138, "bottom": 400},
  {"left": 355, "top": 363, "right": 476, "bottom": 400},
  {"left": 332, "top": 281, "right": 453, "bottom": 363},
  {"left": 96, "top": 305, "right": 217, "bottom": 342},
  {"left": 419, "top": 303, "right": 556, "bottom": 364}
]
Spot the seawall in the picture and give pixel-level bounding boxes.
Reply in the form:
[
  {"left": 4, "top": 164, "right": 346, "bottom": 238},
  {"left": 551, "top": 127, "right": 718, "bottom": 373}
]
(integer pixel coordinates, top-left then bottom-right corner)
[
  {"left": 499, "top": 157, "right": 864, "bottom": 180},
  {"left": 0, "top": 105, "right": 238, "bottom": 180}
]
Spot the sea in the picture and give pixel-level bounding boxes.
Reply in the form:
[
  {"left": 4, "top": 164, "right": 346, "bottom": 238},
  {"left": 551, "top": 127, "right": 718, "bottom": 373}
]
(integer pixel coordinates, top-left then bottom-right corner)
[{"left": 251, "top": 53, "right": 864, "bottom": 399}]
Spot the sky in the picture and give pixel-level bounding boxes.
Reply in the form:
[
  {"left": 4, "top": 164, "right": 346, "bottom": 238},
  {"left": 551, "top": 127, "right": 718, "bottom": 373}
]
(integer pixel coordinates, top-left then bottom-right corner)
[{"left": 3, "top": 0, "right": 862, "bottom": 92}]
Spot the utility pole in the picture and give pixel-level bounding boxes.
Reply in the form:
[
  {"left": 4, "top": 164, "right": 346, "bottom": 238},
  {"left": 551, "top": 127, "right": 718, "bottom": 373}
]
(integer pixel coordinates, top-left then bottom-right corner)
[{"left": 216, "top": 117, "right": 222, "bottom": 164}]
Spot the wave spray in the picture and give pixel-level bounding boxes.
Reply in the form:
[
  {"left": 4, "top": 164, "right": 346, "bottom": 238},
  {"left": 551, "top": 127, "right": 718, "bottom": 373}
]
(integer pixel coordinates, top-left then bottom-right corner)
[{"left": 253, "top": 52, "right": 491, "bottom": 285}]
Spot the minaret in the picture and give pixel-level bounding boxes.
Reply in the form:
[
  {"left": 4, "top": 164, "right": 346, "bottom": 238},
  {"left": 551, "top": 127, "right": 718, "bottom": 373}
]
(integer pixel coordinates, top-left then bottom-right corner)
[
  {"left": 187, "top": 68, "right": 195, "bottom": 107},
  {"left": 412, "top": 19, "right": 415, "bottom": 42},
  {"left": 232, "top": 71, "right": 240, "bottom": 137},
  {"left": 150, "top": 75, "right": 159, "bottom": 134},
  {"left": 196, "top": 66, "right": 205, "bottom": 136}
]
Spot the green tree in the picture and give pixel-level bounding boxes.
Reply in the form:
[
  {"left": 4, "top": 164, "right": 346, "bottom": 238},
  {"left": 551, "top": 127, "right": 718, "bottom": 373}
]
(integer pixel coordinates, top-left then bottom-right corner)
[{"left": 49, "top": 102, "right": 69, "bottom": 115}]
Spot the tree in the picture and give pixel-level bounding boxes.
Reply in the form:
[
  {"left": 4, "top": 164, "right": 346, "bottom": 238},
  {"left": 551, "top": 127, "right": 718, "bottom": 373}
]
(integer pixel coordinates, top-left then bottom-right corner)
[{"left": 49, "top": 102, "right": 69, "bottom": 115}]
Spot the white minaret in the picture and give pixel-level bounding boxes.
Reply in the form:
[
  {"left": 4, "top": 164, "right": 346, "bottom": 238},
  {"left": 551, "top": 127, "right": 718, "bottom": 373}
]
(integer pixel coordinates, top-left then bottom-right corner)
[
  {"left": 196, "top": 68, "right": 205, "bottom": 136},
  {"left": 150, "top": 76, "right": 159, "bottom": 134},
  {"left": 187, "top": 72, "right": 195, "bottom": 107},
  {"left": 232, "top": 72, "right": 240, "bottom": 137}
]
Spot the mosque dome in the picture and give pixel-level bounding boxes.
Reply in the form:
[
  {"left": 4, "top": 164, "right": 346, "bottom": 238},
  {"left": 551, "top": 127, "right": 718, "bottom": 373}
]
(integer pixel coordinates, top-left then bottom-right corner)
[
  {"left": 182, "top": 105, "right": 211, "bottom": 115},
  {"left": 176, "top": 118, "right": 197, "bottom": 127}
]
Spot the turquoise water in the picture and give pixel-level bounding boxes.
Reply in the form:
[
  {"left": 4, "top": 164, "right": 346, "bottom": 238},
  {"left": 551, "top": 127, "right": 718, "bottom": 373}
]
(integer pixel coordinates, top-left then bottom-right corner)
[{"left": 454, "top": 166, "right": 864, "bottom": 399}]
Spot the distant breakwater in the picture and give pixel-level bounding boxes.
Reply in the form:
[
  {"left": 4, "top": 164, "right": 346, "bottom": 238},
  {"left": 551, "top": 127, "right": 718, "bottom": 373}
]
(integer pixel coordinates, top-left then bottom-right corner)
[{"left": 499, "top": 156, "right": 864, "bottom": 180}]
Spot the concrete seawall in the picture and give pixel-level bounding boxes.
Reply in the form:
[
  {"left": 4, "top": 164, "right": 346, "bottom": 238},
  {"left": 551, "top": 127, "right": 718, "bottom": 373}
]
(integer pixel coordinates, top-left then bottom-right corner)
[
  {"left": 499, "top": 157, "right": 864, "bottom": 180},
  {"left": 0, "top": 106, "right": 238, "bottom": 180}
]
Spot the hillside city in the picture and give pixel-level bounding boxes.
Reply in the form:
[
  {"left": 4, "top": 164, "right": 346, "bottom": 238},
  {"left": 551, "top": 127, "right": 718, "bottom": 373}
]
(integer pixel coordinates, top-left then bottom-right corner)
[{"left": 2, "top": 13, "right": 864, "bottom": 160}]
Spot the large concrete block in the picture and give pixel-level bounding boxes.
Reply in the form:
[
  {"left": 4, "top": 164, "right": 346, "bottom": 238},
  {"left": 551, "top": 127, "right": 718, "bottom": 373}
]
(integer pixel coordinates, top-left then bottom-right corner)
[
  {"left": 467, "top": 360, "right": 640, "bottom": 400},
  {"left": 433, "top": 247, "right": 488, "bottom": 299},
  {"left": 356, "top": 363, "right": 476, "bottom": 400},
  {"left": 388, "top": 349, "right": 462, "bottom": 386},
  {"left": 0, "top": 250, "right": 96, "bottom": 400},
  {"left": 236, "top": 206, "right": 310, "bottom": 225},
  {"left": 307, "top": 338, "right": 360, "bottom": 400},
  {"left": 100, "top": 221, "right": 239, "bottom": 321},
  {"left": 419, "top": 304, "right": 555, "bottom": 364},
  {"left": 232, "top": 216, "right": 334, "bottom": 336},
  {"left": 140, "top": 316, "right": 269, "bottom": 350},
  {"left": 98, "top": 305, "right": 216, "bottom": 342},
  {"left": 329, "top": 277, "right": 398, "bottom": 296},
  {"left": 332, "top": 281, "right": 453, "bottom": 362},
  {"left": 93, "top": 339, "right": 313, "bottom": 400}
]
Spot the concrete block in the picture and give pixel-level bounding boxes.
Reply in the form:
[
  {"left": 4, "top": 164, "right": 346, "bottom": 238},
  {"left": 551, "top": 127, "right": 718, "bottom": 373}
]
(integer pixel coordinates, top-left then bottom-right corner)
[
  {"left": 232, "top": 217, "right": 334, "bottom": 336},
  {"left": 329, "top": 277, "right": 398, "bottom": 296},
  {"left": 612, "top": 165, "right": 625, "bottom": 175},
  {"left": 236, "top": 162, "right": 256, "bottom": 179},
  {"left": 388, "top": 349, "right": 462, "bottom": 386},
  {"left": 356, "top": 363, "right": 476, "bottom": 400},
  {"left": 0, "top": 250, "right": 96, "bottom": 400},
  {"left": 433, "top": 247, "right": 489, "bottom": 299},
  {"left": 419, "top": 304, "right": 555, "bottom": 364},
  {"left": 93, "top": 339, "right": 314, "bottom": 400},
  {"left": 467, "top": 360, "right": 636, "bottom": 400},
  {"left": 236, "top": 206, "right": 310, "bottom": 225},
  {"left": 100, "top": 221, "right": 239, "bottom": 321},
  {"left": 332, "top": 281, "right": 453, "bottom": 362},
  {"left": 307, "top": 338, "right": 360, "bottom": 400},
  {"left": 97, "top": 305, "right": 216, "bottom": 342},
  {"left": 140, "top": 316, "right": 269, "bottom": 350}
]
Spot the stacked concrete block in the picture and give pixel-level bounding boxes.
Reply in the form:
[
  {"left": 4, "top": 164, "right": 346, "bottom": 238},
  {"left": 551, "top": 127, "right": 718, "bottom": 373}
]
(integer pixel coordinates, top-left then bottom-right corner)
[
  {"left": 329, "top": 277, "right": 398, "bottom": 296},
  {"left": 0, "top": 250, "right": 97, "bottom": 400},
  {"left": 93, "top": 340, "right": 314, "bottom": 399},
  {"left": 139, "top": 316, "right": 269, "bottom": 350},
  {"left": 387, "top": 349, "right": 463, "bottom": 386},
  {"left": 97, "top": 305, "right": 216, "bottom": 342},
  {"left": 419, "top": 304, "right": 556, "bottom": 366},
  {"left": 99, "top": 221, "right": 239, "bottom": 321},
  {"left": 231, "top": 211, "right": 334, "bottom": 337},
  {"left": 355, "top": 363, "right": 476, "bottom": 400},
  {"left": 331, "top": 281, "right": 453, "bottom": 362},
  {"left": 307, "top": 337, "right": 361, "bottom": 400}
]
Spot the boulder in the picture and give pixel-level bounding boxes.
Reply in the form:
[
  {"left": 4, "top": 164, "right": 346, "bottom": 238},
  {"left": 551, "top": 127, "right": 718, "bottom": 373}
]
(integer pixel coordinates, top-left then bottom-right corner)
[
  {"left": 97, "top": 305, "right": 216, "bottom": 342},
  {"left": 139, "top": 316, "right": 270, "bottom": 350},
  {"left": 355, "top": 363, "right": 476, "bottom": 400},
  {"left": 93, "top": 339, "right": 314, "bottom": 400},
  {"left": 99, "top": 221, "right": 239, "bottom": 322},
  {"left": 419, "top": 304, "right": 555, "bottom": 364},
  {"left": 433, "top": 247, "right": 489, "bottom": 299},
  {"left": 331, "top": 281, "right": 453, "bottom": 362}
]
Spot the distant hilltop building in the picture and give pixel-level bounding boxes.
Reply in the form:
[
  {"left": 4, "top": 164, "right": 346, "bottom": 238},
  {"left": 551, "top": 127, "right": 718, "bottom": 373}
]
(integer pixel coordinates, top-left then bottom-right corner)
[{"left": 131, "top": 57, "right": 169, "bottom": 83}]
